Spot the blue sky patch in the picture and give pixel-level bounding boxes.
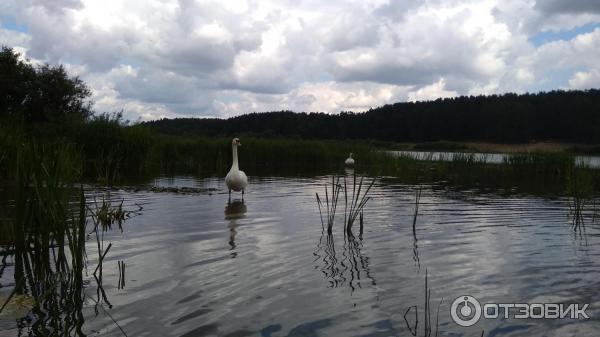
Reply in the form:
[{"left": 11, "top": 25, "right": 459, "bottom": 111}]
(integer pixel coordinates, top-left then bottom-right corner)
[
  {"left": 534, "top": 66, "right": 588, "bottom": 92},
  {"left": 0, "top": 17, "right": 28, "bottom": 33},
  {"left": 530, "top": 23, "right": 600, "bottom": 47}
]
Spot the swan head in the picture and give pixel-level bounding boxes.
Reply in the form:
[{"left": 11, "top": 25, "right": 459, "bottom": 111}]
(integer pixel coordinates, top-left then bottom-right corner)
[
  {"left": 232, "top": 137, "right": 242, "bottom": 147},
  {"left": 349, "top": 153, "right": 353, "bottom": 158}
]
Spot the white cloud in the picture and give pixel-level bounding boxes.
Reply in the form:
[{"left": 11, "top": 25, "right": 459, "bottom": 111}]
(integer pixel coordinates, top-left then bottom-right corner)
[
  {"left": 520, "top": 27, "right": 600, "bottom": 91},
  {"left": 212, "top": 81, "right": 411, "bottom": 117},
  {"left": 408, "top": 78, "right": 458, "bottom": 102},
  {"left": 1, "top": 0, "right": 600, "bottom": 120},
  {"left": 0, "top": 28, "right": 31, "bottom": 49},
  {"left": 569, "top": 70, "right": 600, "bottom": 88}
]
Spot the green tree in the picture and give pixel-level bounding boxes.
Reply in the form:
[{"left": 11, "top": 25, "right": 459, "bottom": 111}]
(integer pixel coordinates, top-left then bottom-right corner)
[{"left": 0, "top": 46, "right": 92, "bottom": 127}]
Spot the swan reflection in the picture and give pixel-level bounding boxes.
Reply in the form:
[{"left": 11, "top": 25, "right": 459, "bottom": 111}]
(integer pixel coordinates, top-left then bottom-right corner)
[{"left": 225, "top": 200, "right": 247, "bottom": 255}]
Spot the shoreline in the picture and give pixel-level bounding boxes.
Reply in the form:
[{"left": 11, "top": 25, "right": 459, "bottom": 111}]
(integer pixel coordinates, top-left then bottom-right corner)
[{"left": 390, "top": 141, "right": 600, "bottom": 154}]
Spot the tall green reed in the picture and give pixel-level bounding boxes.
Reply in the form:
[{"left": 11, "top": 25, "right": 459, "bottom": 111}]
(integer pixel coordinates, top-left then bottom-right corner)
[
  {"left": 344, "top": 174, "right": 375, "bottom": 236},
  {"left": 1, "top": 141, "right": 87, "bottom": 336},
  {"left": 0, "top": 138, "right": 131, "bottom": 336},
  {"left": 566, "top": 165, "right": 595, "bottom": 231},
  {"left": 316, "top": 176, "right": 342, "bottom": 235},
  {"left": 316, "top": 174, "right": 375, "bottom": 236}
]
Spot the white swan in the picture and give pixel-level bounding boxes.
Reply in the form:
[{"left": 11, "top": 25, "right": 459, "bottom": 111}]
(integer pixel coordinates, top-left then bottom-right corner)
[
  {"left": 345, "top": 152, "right": 355, "bottom": 166},
  {"left": 225, "top": 138, "right": 248, "bottom": 199}
]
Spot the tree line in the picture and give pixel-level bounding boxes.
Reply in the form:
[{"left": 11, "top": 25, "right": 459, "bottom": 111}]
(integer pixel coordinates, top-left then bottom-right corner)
[
  {"left": 2, "top": 44, "right": 599, "bottom": 145},
  {"left": 145, "top": 90, "right": 600, "bottom": 144}
]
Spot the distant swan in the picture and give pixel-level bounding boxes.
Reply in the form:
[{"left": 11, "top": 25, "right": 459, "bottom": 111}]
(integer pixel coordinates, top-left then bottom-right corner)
[
  {"left": 225, "top": 138, "right": 248, "bottom": 200},
  {"left": 345, "top": 153, "right": 355, "bottom": 166}
]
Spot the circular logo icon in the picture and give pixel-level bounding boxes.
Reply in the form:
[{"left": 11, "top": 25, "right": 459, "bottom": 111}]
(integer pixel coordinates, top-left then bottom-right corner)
[{"left": 451, "top": 295, "right": 482, "bottom": 327}]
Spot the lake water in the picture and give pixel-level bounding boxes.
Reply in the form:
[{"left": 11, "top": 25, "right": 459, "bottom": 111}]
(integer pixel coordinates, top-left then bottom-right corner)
[{"left": 2, "top": 174, "right": 600, "bottom": 336}]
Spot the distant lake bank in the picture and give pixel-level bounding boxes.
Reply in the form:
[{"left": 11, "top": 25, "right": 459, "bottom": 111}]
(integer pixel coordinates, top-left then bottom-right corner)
[{"left": 389, "top": 141, "right": 600, "bottom": 155}]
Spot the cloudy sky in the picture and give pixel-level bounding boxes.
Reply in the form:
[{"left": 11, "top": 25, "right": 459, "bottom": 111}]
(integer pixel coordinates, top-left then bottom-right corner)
[{"left": 1, "top": 0, "right": 600, "bottom": 120}]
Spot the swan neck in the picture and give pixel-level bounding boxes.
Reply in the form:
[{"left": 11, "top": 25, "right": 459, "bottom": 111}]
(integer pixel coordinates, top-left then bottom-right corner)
[{"left": 232, "top": 144, "right": 239, "bottom": 170}]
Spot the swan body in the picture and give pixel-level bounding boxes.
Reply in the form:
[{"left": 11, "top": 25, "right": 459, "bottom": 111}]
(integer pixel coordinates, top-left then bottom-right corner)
[
  {"left": 345, "top": 153, "right": 355, "bottom": 166},
  {"left": 225, "top": 138, "right": 248, "bottom": 197}
]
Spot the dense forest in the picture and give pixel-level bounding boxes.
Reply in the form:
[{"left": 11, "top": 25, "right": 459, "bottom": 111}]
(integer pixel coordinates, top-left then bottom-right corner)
[{"left": 145, "top": 90, "right": 600, "bottom": 144}]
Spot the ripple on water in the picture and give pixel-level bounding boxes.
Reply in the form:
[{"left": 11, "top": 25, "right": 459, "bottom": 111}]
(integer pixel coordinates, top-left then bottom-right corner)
[{"left": 5, "top": 176, "right": 598, "bottom": 336}]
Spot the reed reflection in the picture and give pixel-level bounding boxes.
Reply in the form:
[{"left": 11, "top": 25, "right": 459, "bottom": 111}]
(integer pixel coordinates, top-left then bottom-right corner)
[
  {"left": 225, "top": 200, "right": 247, "bottom": 256},
  {"left": 1, "top": 185, "right": 135, "bottom": 336},
  {"left": 1, "top": 216, "right": 87, "bottom": 335},
  {"left": 313, "top": 234, "right": 376, "bottom": 292},
  {"left": 412, "top": 187, "right": 422, "bottom": 270}
]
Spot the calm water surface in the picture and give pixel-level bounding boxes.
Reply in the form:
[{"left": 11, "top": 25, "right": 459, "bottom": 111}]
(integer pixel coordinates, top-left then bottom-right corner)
[{"left": 4, "top": 174, "right": 600, "bottom": 336}]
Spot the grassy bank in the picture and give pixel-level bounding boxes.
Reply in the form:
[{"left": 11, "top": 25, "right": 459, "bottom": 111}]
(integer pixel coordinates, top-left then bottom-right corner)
[
  {"left": 3, "top": 114, "right": 600, "bottom": 196},
  {"left": 1, "top": 115, "right": 380, "bottom": 182}
]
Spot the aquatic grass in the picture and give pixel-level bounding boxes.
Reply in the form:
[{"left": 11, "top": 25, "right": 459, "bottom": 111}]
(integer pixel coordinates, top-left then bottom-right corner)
[
  {"left": 566, "top": 166, "right": 595, "bottom": 231},
  {"left": 88, "top": 196, "right": 126, "bottom": 232},
  {"left": 403, "top": 270, "right": 442, "bottom": 337},
  {"left": 451, "top": 152, "right": 488, "bottom": 165},
  {"left": 413, "top": 186, "right": 423, "bottom": 235},
  {"left": 315, "top": 174, "right": 375, "bottom": 236},
  {"left": 0, "top": 139, "right": 132, "bottom": 336},
  {"left": 0, "top": 141, "right": 89, "bottom": 335},
  {"left": 503, "top": 152, "right": 575, "bottom": 173},
  {"left": 316, "top": 176, "right": 342, "bottom": 235},
  {"left": 344, "top": 174, "right": 375, "bottom": 236},
  {"left": 118, "top": 260, "right": 126, "bottom": 290},
  {"left": 359, "top": 211, "right": 364, "bottom": 237},
  {"left": 412, "top": 186, "right": 423, "bottom": 269},
  {"left": 86, "top": 192, "right": 138, "bottom": 311},
  {"left": 8, "top": 114, "right": 600, "bottom": 195}
]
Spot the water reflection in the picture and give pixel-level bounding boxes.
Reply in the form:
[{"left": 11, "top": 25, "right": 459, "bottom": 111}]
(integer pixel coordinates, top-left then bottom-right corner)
[
  {"left": 412, "top": 187, "right": 423, "bottom": 271},
  {"left": 225, "top": 200, "right": 247, "bottom": 256},
  {"left": 0, "top": 189, "right": 136, "bottom": 336},
  {"left": 313, "top": 234, "right": 376, "bottom": 292},
  {"left": 3, "top": 218, "right": 87, "bottom": 336},
  {"left": 4, "top": 175, "right": 600, "bottom": 336}
]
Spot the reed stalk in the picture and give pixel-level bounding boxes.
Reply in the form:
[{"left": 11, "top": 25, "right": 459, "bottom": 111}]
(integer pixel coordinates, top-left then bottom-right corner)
[
  {"left": 316, "top": 176, "right": 342, "bottom": 235},
  {"left": 344, "top": 174, "right": 375, "bottom": 236}
]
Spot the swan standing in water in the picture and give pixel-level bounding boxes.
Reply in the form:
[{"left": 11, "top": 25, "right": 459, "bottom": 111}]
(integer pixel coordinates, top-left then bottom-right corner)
[
  {"left": 225, "top": 138, "right": 248, "bottom": 200},
  {"left": 345, "top": 153, "right": 355, "bottom": 166}
]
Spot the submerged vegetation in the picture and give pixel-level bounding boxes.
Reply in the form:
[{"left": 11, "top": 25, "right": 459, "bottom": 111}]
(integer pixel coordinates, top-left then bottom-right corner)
[{"left": 0, "top": 141, "right": 133, "bottom": 335}]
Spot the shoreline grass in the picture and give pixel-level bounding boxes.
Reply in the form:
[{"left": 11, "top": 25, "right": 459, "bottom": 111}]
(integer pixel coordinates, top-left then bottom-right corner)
[
  {"left": 3, "top": 116, "right": 600, "bottom": 197},
  {"left": 392, "top": 141, "right": 600, "bottom": 154}
]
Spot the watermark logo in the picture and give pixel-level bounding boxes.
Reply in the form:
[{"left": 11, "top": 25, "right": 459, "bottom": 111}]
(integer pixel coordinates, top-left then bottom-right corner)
[
  {"left": 451, "top": 296, "right": 482, "bottom": 327},
  {"left": 450, "top": 295, "right": 590, "bottom": 326}
]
